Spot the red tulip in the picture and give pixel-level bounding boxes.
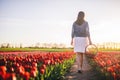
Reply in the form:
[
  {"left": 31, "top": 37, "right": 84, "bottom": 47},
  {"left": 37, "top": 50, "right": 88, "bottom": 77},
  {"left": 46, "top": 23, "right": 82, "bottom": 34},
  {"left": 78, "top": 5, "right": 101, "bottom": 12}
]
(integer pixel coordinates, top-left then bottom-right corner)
[
  {"left": 112, "top": 72, "right": 117, "bottom": 80},
  {"left": 30, "top": 70, "right": 37, "bottom": 77},
  {"left": 107, "top": 67, "right": 114, "bottom": 72},
  {"left": 99, "top": 61, "right": 106, "bottom": 67},
  {"left": 51, "top": 59, "right": 55, "bottom": 65},
  {"left": 23, "top": 72, "right": 30, "bottom": 80},
  {"left": 32, "top": 62, "right": 37, "bottom": 67},
  {"left": 0, "top": 66, "right": 7, "bottom": 73},
  {"left": 40, "top": 68, "right": 45, "bottom": 74},
  {"left": 106, "top": 60, "right": 112, "bottom": 65},
  {"left": 31, "top": 66, "right": 37, "bottom": 72},
  {"left": 6, "top": 73, "right": 16, "bottom": 80},
  {"left": 18, "top": 66, "right": 25, "bottom": 76},
  {"left": 44, "top": 60, "right": 51, "bottom": 65},
  {"left": 10, "top": 67, "right": 14, "bottom": 73},
  {"left": 0, "top": 66, "right": 6, "bottom": 80},
  {"left": 40, "top": 64, "right": 46, "bottom": 70}
]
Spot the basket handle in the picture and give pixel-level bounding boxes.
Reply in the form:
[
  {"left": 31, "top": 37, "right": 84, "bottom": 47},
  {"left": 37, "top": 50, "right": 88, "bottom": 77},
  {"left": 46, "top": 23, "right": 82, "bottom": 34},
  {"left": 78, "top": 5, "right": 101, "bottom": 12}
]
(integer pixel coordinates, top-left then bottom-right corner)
[{"left": 85, "top": 44, "right": 98, "bottom": 54}]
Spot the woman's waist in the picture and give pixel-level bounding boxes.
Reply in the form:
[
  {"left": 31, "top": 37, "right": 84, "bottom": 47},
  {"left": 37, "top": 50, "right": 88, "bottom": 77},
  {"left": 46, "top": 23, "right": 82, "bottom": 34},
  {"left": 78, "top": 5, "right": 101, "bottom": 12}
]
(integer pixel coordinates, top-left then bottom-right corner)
[{"left": 74, "top": 34, "right": 87, "bottom": 37}]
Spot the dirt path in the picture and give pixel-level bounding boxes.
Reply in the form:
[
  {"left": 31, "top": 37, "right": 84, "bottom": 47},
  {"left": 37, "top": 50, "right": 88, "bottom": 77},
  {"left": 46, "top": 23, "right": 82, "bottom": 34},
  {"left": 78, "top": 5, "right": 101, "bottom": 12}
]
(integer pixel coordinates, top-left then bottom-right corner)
[{"left": 65, "top": 55, "right": 97, "bottom": 80}]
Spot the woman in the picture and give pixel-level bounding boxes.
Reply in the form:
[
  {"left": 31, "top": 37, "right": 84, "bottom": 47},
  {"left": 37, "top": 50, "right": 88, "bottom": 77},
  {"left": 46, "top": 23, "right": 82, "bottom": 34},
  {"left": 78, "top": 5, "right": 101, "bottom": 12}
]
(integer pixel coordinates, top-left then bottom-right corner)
[{"left": 71, "top": 11, "right": 92, "bottom": 73}]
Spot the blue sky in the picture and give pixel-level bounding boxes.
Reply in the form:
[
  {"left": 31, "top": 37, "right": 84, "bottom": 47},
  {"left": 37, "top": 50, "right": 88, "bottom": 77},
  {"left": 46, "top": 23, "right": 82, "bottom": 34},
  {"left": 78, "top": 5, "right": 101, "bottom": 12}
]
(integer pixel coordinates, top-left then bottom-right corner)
[{"left": 0, "top": 0, "right": 120, "bottom": 46}]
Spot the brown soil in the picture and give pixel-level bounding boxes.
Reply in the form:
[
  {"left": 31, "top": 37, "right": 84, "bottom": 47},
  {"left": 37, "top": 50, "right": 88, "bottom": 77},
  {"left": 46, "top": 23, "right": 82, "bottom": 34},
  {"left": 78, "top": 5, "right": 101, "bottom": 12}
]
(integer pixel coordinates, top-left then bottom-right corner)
[{"left": 64, "top": 55, "right": 98, "bottom": 80}]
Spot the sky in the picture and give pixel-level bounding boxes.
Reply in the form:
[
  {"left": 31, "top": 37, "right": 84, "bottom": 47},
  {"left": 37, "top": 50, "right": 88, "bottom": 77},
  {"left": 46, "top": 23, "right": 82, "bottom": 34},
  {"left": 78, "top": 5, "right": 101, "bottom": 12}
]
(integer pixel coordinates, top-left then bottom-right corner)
[{"left": 0, "top": 0, "right": 120, "bottom": 47}]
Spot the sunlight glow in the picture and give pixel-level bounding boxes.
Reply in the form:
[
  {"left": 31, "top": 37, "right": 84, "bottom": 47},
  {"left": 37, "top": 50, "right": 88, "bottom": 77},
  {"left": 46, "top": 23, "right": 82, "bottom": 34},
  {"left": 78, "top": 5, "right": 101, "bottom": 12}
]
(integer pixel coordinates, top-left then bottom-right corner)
[{"left": 0, "top": 0, "right": 120, "bottom": 47}]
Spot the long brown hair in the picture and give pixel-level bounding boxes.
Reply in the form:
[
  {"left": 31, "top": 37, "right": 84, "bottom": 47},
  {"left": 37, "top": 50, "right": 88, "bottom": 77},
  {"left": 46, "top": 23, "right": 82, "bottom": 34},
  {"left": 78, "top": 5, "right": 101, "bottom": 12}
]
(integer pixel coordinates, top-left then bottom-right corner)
[{"left": 75, "top": 11, "right": 85, "bottom": 25}]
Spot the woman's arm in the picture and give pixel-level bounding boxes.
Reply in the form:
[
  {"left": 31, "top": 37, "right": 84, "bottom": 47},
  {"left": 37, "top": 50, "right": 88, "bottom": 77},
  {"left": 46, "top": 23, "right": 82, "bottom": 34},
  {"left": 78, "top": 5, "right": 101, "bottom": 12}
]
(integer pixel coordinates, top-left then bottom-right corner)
[
  {"left": 71, "top": 24, "right": 74, "bottom": 45},
  {"left": 88, "top": 36, "right": 92, "bottom": 45},
  {"left": 86, "top": 22, "right": 92, "bottom": 45},
  {"left": 71, "top": 38, "right": 73, "bottom": 45}
]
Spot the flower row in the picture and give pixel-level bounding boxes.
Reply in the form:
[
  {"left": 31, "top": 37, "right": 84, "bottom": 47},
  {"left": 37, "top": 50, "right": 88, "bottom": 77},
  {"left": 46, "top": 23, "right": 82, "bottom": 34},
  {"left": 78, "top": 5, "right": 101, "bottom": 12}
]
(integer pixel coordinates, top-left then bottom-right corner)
[
  {"left": 0, "top": 51, "right": 75, "bottom": 80},
  {"left": 91, "top": 52, "right": 120, "bottom": 80}
]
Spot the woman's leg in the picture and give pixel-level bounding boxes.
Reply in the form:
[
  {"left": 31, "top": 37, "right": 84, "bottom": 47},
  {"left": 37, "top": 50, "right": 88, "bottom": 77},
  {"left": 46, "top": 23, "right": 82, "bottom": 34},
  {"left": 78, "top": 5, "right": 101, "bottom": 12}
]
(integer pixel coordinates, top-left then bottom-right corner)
[
  {"left": 76, "top": 53, "right": 80, "bottom": 70},
  {"left": 79, "top": 53, "right": 83, "bottom": 70},
  {"left": 76, "top": 52, "right": 83, "bottom": 71}
]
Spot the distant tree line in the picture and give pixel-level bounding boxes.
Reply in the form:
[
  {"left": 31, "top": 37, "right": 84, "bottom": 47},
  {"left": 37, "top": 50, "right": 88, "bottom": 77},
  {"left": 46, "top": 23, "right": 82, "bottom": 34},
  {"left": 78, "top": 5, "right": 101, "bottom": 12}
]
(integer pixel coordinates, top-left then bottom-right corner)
[
  {"left": 1, "top": 42, "right": 120, "bottom": 49},
  {"left": 0, "top": 43, "right": 66, "bottom": 48}
]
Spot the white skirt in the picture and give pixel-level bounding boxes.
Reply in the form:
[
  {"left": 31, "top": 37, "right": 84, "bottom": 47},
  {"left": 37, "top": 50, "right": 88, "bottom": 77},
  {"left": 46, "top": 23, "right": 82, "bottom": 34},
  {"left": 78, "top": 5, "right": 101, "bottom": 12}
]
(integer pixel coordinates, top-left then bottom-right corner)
[{"left": 74, "top": 37, "right": 89, "bottom": 53}]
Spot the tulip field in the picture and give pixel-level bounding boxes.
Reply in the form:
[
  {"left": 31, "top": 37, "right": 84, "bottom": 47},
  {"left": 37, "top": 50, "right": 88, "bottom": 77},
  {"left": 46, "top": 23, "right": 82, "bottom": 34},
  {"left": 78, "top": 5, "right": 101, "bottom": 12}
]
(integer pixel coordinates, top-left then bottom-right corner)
[
  {"left": 86, "top": 51, "right": 120, "bottom": 80},
  {"left": 0, "top": 48, "right": 120, "bottom": 80},
  {"left": 0, "top": 51, "right": 75, "bottom": 80}
]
